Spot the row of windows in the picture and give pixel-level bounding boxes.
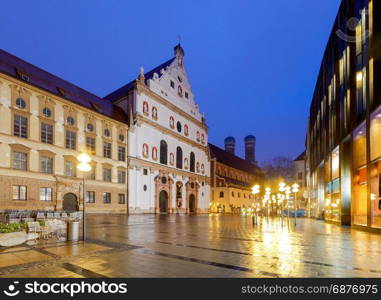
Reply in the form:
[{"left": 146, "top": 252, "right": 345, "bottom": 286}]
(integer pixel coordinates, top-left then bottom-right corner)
[
  {"left": 142, "top": 101, "right": 205, "bottom": 144},
  {"left": 85, "top": 191, "right": 126, "bottom": 204},
  {"left": 12, "top": 114, "right": 126, "bottom": 161},
  {"left": 142, "top": 140, "right": 205, "bottom": 173},
  {"left": 169, "top": 80, "right": 189, "bottom": 99},
  {"left": 13, "top": 185, "right": 52, "bottom": 201},
  {"left": 219, "top": 191, "right": 254, "bottom": 199},
  {"left": 12, "top": 185, "right": 126, "bottom": 204},
  {"left": 11, "top": 151, "right": 126, "bottom": 183},
  {"left": 13, "top": 114, "right": 126, "bottom": 161}
]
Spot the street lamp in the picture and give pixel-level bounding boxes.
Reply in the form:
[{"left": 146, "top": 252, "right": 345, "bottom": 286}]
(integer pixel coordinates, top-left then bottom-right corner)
[
  {"left": 292, "top": 183, "right": 300, "bottom": 226},
  {"left": 77, "top": 152, "right": 92, "bottom": 241},
  {"left": 265, "top": 187, "right": 271, "bottom": 222},
  {"left": 251, "top": 185, "right": 260, "bottom": 225},
  {"left": 278, "top": 182, "right": 286, "bottom": 226},
  {"left": 285, "top": 186, "right": 291, "bottom": 224}
]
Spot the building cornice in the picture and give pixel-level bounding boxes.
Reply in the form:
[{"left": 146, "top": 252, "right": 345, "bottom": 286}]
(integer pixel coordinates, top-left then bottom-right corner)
[{"left": 128, "top": 156, "right": 211, "bottom": 184}]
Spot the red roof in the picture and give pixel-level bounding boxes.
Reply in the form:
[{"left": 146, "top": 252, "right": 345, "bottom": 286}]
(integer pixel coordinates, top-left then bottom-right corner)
[{"left": 0, "top": 49, "right": 128, "bottom": 123}]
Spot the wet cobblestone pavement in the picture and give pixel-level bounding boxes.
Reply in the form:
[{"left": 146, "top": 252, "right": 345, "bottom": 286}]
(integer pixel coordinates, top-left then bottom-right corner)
[{"left": 1, "top": 214, "right": 381, "bottom": 278}]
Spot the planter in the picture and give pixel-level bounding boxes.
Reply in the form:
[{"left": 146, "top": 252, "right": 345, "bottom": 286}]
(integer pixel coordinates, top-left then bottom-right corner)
[{"left": 0, "top": 231, "right": 27, "bottom": 247}]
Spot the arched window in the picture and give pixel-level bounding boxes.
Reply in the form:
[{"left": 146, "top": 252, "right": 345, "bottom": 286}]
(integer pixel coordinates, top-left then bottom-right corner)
[
  {"left": 160, "top": 140, "right": 168, "bottom": 165},
  {"left": 176, "top": 147, "right": 183, "bottom": 169},
  {"left": 190, "top": 152, "right": 195, "bottom": 172},
  {"left": 219, "top": 191, "right": 224, "bottom": 198}
]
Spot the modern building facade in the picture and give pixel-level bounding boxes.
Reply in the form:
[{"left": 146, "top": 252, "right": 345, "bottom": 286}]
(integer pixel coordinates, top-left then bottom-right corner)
[
  {"left": 306, "top": 0, "right": 381, "bottom": 229},
  {"left": 209, "top": 140, "right": 263, "bottom": 213},
  {"left": 0, "top": 50, "right": 129, "bottom": 214},
  {"left": 105, "top": 45, "right": 211, "bottom": 214}
]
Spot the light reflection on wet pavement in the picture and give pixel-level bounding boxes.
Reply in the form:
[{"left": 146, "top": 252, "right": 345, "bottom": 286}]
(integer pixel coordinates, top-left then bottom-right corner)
[{"left": 1, "top": 214, "right": 381, "bottom": 278}]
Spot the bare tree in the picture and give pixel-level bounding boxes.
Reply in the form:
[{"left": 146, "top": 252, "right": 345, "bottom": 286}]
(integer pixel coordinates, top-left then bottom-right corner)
[{"left": 260, "top": 156, "right": 295, "bottom": 183}]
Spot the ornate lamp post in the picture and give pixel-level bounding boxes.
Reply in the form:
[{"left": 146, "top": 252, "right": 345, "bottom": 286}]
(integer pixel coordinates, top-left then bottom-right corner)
[
  {"left": 285, "top": 186, "right": 291, "bottom": 224},
  {"left": 278, "top": 182, "right": 286, "bottom": 226},
  {"left": 292, "top": 183, "right": 300, "bottom": 226},
  {"left": 265, "top": 187, "right": 271, "bottom": 222},
  {"left": 77, "top": 153, "right": 92, "bottom": 241},
  {"left": 251, "top": 185, "right": 260, "bottom": 225}
]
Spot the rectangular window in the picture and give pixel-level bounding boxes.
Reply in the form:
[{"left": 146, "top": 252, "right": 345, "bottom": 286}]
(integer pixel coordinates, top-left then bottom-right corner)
[
  {"left": 103, "top": 168, "right": 111, "bottom": 182},
  {"left": 103, "top": 192, "right": 111, "bottom": 204},
  {"left": 118, "top": 194, "right": 125, "bottom": 204},
  {"left": 65, "top": 130, "right": 76, "bottom": 150},
  {"left": 65, "top": 161, "right": 75, "bottom": 177},
  {"left": 118, "top": 146, "right": 126, "bottom": 161},
  {"left": 14, "top": 114, "right": 28, "bottom": 138},
  {"left": 143, "top": 169, "right": 148, "bottom": 175},
  {"left": 103, "top": 142, "right": 111, "bottom": 158},
  {"left": 41, "top": 123, "right": 53, "bottom": 144},
  {"left": 40, "top": 156, "right": 53, "bottom": 174},
  {"left": 86, "top": 166, "right": 96, "bottom": 180},
  {"left": 13, "top": 151, "right": 27, "bottom": 170},
  {"left": 298, "top": 172, "right": 303, "bottom": 180},
  {"left": 86, "top": 191, "right": 95, "bottom": 203},
  {"left": 12, "top": 185, "right": 27, "bottom": 200},
  {"left": 40, "top": 187, "right": 52, "bottom": 201},
  {"left": 86, "top": 136, "right": 96, "bottom": 154},
  {"left": 118, "top": 170, "right": 126, "bottom": 184}
]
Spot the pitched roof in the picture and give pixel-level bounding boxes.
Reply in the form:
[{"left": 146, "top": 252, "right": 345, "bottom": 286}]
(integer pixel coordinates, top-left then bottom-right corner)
[
  {"left": 209, "top": 143, "right": 261, "bottom": 175},
  {"left": 104, "top": 57, "right": 175, "bottom": 102},
  {"left": 294, "top": 151, "right": 306, "bottom": 161},
  {"left": 0, "top": 49, "right": 128, "bottom": 123}
]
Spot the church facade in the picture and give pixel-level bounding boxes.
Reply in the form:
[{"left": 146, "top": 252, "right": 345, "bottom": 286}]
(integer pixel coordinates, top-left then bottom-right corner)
[{"left": 105, "top": 45, "right": 211, "bottom": 214}]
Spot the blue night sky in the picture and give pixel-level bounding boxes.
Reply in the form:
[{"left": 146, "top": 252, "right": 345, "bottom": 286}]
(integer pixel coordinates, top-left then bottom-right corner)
[{"left": 0, "top": 0, "right": 341, "bottom": 163}]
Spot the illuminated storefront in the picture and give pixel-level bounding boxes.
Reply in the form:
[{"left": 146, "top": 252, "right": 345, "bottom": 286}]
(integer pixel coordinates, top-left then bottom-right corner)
[{"left": 306, "top": 0, "right": 380, "bottom": 230}]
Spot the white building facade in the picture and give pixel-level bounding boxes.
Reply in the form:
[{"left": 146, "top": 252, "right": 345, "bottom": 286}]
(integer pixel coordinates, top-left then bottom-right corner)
[{"left": 105, "top": 45, "right": 210, "bottom": 214}]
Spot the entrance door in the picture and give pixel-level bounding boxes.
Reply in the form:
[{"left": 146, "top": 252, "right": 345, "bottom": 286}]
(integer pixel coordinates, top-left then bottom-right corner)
[
  {"left": 189, "top": 194, "right": 196, "bottom": 213},
  {"left": 159, "top": 190, "right": 168, "bottom": 213},
  {"left": 63, "top": 193, "right": 78, "bottom": 212}
]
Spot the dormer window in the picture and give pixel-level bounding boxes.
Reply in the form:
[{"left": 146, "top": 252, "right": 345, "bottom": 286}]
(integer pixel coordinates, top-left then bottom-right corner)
[
  {"left": 21, "top": 74, "right": 30, "bottom": 82},
  {"left": 16, "top": 98, "right": 26, "bottom": 109},
  {"left": 170, "top": 80, "right": 175, "bottom": 88},
  {"left": 57, "top": 87, "right": 68, "bottom": 97},
  {"left": 15, "top": 69, "right": 30, "bottom": 82},
  {"left": 91, "top": 102, "right": 103, "bottom": 113}
]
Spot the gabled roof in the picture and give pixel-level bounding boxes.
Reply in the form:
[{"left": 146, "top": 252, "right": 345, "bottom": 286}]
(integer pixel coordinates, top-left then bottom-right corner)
[
  {"left": 209, "top": 143, "right": 261, "bottom": 175},
  {"left": 0, "top": 49, "right": 127, "bottom": 123},
  {"left": 294, "top": 151, "right": 306, "bottom": 162},
  {"left": 104, "top": 57, "right": 175, "bottom": 102}
]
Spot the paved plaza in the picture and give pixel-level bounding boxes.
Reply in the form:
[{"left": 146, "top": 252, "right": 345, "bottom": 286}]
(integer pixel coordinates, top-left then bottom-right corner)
[{"left": 1, "top": 215, "right": 381, "bottom": 278}]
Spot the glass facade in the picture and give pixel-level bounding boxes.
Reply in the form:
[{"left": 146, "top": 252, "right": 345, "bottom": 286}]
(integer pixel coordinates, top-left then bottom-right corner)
[{"left": 306, "top": 0, "right": 380, "bottom": 229}]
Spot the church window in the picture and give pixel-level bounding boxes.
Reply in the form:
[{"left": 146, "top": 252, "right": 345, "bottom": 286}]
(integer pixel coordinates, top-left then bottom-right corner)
[
  {"left": 170, "top": 80, "right": 175, "bottom": 88},
  {"left": 152, "top": 147, "right": 158, "bottom": 161},
  {"left": 176, "top": 147, "right": 183, "bottom": 169},
  {"left": 177, "top": 121, "right": 182, "bottom": 133},
  {"left": 190, "top": 152, "right": 195, "bottom": 172},
  {"left": 160, "top": 140, "right": 168, "bottom": 165},
  {"left": 185, "top": 92, "right": 189, "bottom": 99}
]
